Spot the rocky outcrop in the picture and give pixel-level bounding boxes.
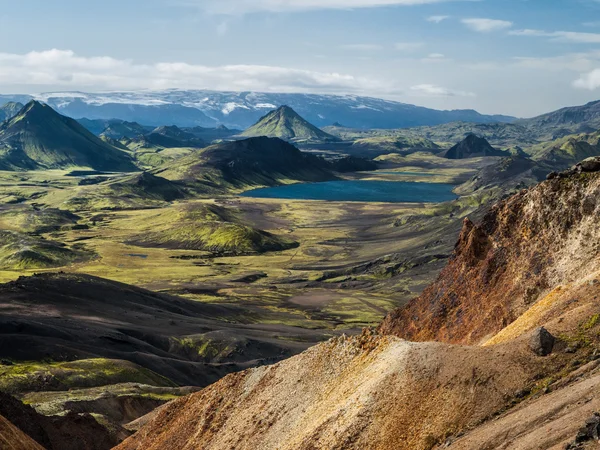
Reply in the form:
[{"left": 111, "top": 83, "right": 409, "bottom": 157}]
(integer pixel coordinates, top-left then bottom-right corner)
[
  {"left": 440, "top": 134, "right": 507, "bottom": 159},
  {"left": 379, "top": 169, "right": 600, "bottom": 344},
  {"left": 529, "top": 327, "right": 555, "bottom": 356}
]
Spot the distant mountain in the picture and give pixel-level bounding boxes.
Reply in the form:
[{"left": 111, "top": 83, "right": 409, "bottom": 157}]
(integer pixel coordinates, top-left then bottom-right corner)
[
  {"left": 100, "top": 121, "right": 152, "bottom": 139},
  {"left": 0, "top": 102, "right": 24, "bottom": 123},
  {"left": 50, "top": 98, "right": 218, "bottom": 128},
  {"left": 529, "top": 130, "right": 600, "bottom": 169},
  {"left": 0, "top": 91, "right": 517, "bottom": 129},
  {"left": 240, "top": 106, "right": 338, "bottom": 142},
  {"left": 183, "top": 125, "right": 239, "bottom": 143},
  {"left": 0, "top": 101, "right": 137, "bottom": 171},
  {"left": 152, "top": 125, "right": 198, "bottom": 141},
  {"left": 440, "top": 134, "right": 508, "bottom": 159},
  {"left": 518, "top": 100, "right": 600, "bottom": 140},
  {"left": 122, "top": 125, "right": 206, "bottom": 151}
]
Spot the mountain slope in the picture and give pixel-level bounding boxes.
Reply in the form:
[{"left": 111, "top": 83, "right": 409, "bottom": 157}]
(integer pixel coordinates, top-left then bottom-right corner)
[
  {"left": 440, "top": 134, "right": 508, "bottom": 159},
  {"left": 529, "top": 130, "right": 600, "bottom": 169},
  {"left": 519, "top": 99, "right": 600, "bottom": 139},
  {"left": 0, "top": 101, "right": 137, "bottom": 171},
  {"left": 240, "top": 106, "right": 338, "bottom": 142},
  {"left": 0, "top": 102, "right": 24, "bottom": 122},
  {"left": 115, "top": 331, "right": 560, "bottom": 450},
  {"left": 379, "top": 164, "right": 600, "bottom": 344},
  {"left": 0, "top": 273, "right": 313, "bottom": 387},
  {"left": 0, "top": 414, "right": 44, "bottom": 450}
]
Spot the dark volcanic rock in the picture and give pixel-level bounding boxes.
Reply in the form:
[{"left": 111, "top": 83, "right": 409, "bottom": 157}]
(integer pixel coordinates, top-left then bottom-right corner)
[
  {"left": 529, "top": 327, "right": 555, "bottom": 356},
  {"left": 441, "top": 134, "right": 508, "bottom": 159}
]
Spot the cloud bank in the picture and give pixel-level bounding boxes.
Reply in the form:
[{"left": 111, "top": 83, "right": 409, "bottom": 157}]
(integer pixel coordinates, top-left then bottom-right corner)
[
  {"left": 461, "top": 18, "right": 513, "bottom": 32},
  {"left": 184, "top": 0, "right": 463, "bottom": 14}
]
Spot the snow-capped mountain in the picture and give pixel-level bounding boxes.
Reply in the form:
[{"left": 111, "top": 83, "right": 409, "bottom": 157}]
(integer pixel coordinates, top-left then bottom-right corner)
[{"left": 0, "top": 90, "right": 516, "bottom": 129}]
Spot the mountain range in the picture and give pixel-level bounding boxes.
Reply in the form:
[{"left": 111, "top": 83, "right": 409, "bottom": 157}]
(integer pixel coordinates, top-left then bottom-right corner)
[{"left": 0, "top": 90, "right": 517, "bottom": 130}]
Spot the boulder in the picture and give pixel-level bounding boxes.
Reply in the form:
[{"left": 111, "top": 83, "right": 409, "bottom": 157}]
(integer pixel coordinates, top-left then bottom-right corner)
[
  {"left": 575, "top": 157, "right": 600, "bottom": 173},
  {"left": 529, "top": 326, "right": 555, "bottom": 356}
]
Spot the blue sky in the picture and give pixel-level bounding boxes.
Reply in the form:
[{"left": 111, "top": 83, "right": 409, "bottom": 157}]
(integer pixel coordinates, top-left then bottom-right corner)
[{"left": 1, "top": 0, "right": 600, "bottom": 116}]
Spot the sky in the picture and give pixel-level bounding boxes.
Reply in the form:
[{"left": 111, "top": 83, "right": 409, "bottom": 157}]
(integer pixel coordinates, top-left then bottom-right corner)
[{"left": 1, "top": 0, "right": 600, "bottom": 117}]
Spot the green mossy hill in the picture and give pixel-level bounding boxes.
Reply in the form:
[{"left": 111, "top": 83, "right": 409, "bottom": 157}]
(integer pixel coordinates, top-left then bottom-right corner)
[
  {"left": 132, "top": 147, "right": 196, "bottom": 170},
  {"left": 157, "top": 137, "right": 338, "bottom": 192},
  {"left": 64, "top": 172, "right": 188, "bottom": 211},
  {"left": 127, "top": 203, "right": 298, "bottom": 255},
  {"left": 240, "top": 106, "right": 339, "bottom": 143},
  {"left": 170, "top": 330, "right": 294, "bottom": 364},
  {"left": 529, "top": 131, "right": 600, "bottom": 169},
  {"left": 0, "top": 101, "right": 137, "bottom": 171},
  {"left": 0, "top": 359, "right": 175, "bottom": 395},
  {"left": 0, "top": 230, "right": 93, "bottom": 269},
  {"left": 323, "top": 121, "right": 536, "bottom": 148},
  {"left": 105, "top": 172, "right": 188, "bottom": 202},
  {"left": 124, "top": 131, "right": 204, "bottom": 151},
  {"left": 440, "top": 134, "right": 508, "bottom": 159},
  {"left": 351, "top": 136, "right": 439, "bottom": 153},
  {"left": 0, "top": 207, "right": 81, "bottom": 233},
  {"left": 99, "top": 121, "right": 152, "bottom": 139},
  {"left": 0, "top": 102, "right": 24, "bottom": 122}
]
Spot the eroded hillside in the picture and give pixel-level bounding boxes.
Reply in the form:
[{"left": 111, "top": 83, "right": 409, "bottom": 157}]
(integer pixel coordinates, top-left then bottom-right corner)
[
  {"left": 115, "top": 160, "right": 600, "bottom": 450},
  {"left": 380, "top": 163, "right": 600, "bottom": 344}
]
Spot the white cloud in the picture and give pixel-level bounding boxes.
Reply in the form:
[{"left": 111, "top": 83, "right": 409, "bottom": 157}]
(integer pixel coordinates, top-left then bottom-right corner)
[
  {"left": 0, "top": 48, "right": 406, "bottom": 96},
  {"left": 340, "top": 44, "right": 383, "bottom": 51},
  {"left": 426, "top": 15, "right": 449, "bottom": 23},
  {"left": 574, "top": 69, "right": 600, "bottom": 90},
  {"left": 410, "top": 83, "right": 474, "bottom": 97},
  {"left": 427, "top": 53, "right": 445, "bottom": 58},
  {"left": 510, "top": 29, "right": 600, "bottom": 43},
  {"left": 394, "top": 42, "right": 424, "bottom": 51},
  {"left": 462, "top": 18, "right": 513, "bottom": 33},
  {"left": 513, "top": 51, "right": 600, "bottom": 72},
  {"left": 186, "top": 0, "right": 466, "bottom": 14}
]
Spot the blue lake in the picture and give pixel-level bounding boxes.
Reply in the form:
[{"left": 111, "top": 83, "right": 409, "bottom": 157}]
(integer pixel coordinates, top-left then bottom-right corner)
[{"left": 240, "top": 180, "right": 457, "bottom": 203}]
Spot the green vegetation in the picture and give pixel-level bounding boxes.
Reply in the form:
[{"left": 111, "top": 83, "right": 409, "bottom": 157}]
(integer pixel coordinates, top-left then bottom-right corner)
[
  {"left": 0, "top": 230, "right": 93, "bottom": 269},
  {"left": 241, "top": 106, "right": 338, "bottom": 143},
  {"left": 351, "top": 136, "right": 439, "bottom": 153},
  {"left": 127, "top": 203, "right": 298, "bottom": 254},
  {"left": 324, "top": 121, "right": 537, "bottom": 148},
  {"left": 0, "top": 207, "right": 80, "bottom": 233},
  {"left": 527, "top": 131, "right": 600, "bottom": 168},
  {"left": 0, "top": 358, "right": 175, "bottom": 394}
]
